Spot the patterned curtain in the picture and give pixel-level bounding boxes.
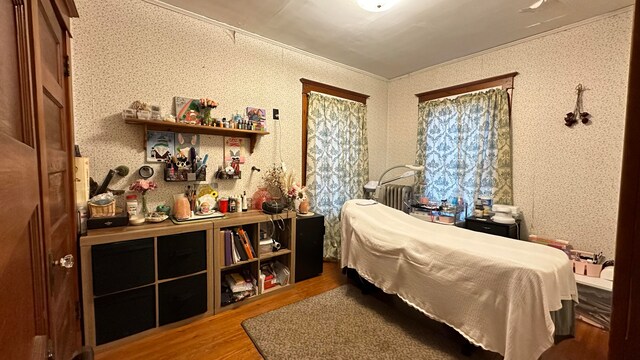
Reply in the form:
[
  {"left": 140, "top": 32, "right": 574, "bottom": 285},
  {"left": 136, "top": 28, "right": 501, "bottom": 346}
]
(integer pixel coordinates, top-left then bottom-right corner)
[
  {"left": 415, "top": 88, "right": 513, "bottom": 207},
  {"left": 306, "top": 92, "right": 369, "bottom": 260}
]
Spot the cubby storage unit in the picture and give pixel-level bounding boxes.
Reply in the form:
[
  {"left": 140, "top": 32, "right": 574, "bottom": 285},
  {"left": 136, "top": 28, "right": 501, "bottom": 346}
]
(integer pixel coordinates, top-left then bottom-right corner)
[
  {"left": 79, "top": 210, "right": 297, "bottom": 350},
  {"left": 80, "top": 222, "right": 213, "bottom": 349},
  {"left": 213, "top": 210, "right": 296, "bottom": 313}
]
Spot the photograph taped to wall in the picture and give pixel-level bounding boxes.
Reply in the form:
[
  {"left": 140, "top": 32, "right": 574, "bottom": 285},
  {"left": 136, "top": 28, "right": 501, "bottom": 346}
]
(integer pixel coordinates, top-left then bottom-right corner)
[
  {"left": 146, "top": 130, "right": 174, "bottom": 162},
  {"left": 175, "top": 132, "right": 200, "bottom": 166},
  {"left": 224, "top": 137, "right": 245, "bottom": 164}
]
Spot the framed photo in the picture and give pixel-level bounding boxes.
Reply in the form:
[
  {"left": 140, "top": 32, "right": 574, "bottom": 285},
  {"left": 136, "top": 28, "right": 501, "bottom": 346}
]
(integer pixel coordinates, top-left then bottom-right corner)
[
  {"left": 224, "top": 137, "right": 245, "bottom": 164},
  {"left": 174, "top": 133, "right": 200, "bottom": 167},
  {"left": 246, "top": 107, "right": 266, "bottom": 121},
  {"left": 146, "top": 131, "right": 174, "bottom": 162},
  {"left": 174, "top": 97, "right": 201, "bottom": 124}
]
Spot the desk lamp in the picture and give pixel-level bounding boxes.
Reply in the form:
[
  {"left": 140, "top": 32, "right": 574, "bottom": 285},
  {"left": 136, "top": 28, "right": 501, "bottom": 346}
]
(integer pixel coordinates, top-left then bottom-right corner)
[{"left": 363, "top": 164, "right": 424, "bottom": 200}]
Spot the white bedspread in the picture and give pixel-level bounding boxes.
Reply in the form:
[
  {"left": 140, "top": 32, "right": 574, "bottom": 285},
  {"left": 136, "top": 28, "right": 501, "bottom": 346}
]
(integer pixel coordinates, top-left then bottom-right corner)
[{"left": 340, "top": 200, "right": 578, "bottom": 360}]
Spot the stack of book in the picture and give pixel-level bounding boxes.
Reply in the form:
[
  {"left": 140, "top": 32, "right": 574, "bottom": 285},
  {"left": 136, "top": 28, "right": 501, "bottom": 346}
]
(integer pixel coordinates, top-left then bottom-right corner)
[
  {"left": 221, "top": 270, "right": 257, "bottom": 305},
  {"left": 222, "top": 227, "right": 257, "bottom": 266}
]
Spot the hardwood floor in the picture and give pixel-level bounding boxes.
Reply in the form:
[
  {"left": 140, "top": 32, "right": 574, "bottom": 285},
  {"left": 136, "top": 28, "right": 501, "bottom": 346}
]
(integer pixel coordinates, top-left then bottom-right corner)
[{"left": 96, "top": 262, "right": 608, "bottom": 360}]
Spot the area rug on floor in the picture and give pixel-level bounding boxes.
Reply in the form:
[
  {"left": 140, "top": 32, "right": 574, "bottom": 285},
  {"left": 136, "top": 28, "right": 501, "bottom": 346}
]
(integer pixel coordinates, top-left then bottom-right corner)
[{"left": 241, "top": 284, "right": 501, "bottom": 360}]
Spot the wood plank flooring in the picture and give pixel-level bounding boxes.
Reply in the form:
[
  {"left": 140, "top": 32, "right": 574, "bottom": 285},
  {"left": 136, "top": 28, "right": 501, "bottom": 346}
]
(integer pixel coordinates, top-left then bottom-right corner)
[{"left": 96, "top": 262, "right": 608, "bottom": 360}]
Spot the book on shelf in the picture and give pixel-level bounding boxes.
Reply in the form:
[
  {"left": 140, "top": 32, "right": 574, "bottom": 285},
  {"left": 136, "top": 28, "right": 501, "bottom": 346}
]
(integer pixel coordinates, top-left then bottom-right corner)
[
  {"left": 238, "top": 228, "right": 256, "bottom": 259},
  {"left": 223, "top": 227, "right": 258, "bottom": 265},
  {"left": 223, "top": 230, "right": 233, "bottom": 266},
  {"left": 233, "top": 232, "right": 249, "bottom": 261},
  {"left": 230, "top": 230, "right": 240, "bottom": 263}
]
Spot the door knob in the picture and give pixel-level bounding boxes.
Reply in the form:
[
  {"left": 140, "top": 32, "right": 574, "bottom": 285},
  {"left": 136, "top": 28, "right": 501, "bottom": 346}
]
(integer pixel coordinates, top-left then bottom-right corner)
[{"left": 53, "top": 254, "right": 74, "bottom": 269}]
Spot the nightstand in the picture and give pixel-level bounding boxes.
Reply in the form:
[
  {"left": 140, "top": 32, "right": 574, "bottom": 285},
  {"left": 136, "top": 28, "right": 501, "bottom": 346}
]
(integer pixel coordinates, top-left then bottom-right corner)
[{"left": 465, "top": 216, "right": 520, "bottom": 239}]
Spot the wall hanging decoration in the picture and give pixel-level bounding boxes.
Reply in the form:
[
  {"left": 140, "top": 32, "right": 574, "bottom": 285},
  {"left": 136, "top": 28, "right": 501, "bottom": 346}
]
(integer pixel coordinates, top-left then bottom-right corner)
[
  {"left": 146, "top": 130, "right": 174, "bottom": 162},
  {"left": 246, "top": 107, "right": 267, "bottom": 131},
  {"left": 174, "top": 132, "right": 200, "bottom": 166},
  {"left": 564, "top": 84, "right": 591, "bottom": 127},
  {"left": 224, "top": 137, "right": 245, "bottom": 164},
  {"left": 174, "top": 97, "right": 219, "bottom": 125}
]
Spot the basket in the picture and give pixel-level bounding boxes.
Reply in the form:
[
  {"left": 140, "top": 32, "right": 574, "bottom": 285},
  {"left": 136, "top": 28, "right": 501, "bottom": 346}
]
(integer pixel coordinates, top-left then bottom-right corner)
[{"left": 89, "top": 201, "right": 116, "bottom": 218}]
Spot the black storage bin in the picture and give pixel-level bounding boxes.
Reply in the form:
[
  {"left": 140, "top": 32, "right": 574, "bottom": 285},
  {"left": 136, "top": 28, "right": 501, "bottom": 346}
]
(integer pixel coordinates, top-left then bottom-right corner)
[
  {"left": 465, "top": 217, "right": 519, "bottom": 239},
  {"left": 157, "top": 231, "right": 206, "bottom": 280},
  {"left": 94, "top": 285, "right": 156, "bottom": 345},
  {"left": 295, "top": 213, "right": 325, "bottom": 282},
  {"left": 92, "top": 238, "right": 154, "bottom": 296},
  {"left": 158, "top": 273, "right": 207, "bottom": 326}
]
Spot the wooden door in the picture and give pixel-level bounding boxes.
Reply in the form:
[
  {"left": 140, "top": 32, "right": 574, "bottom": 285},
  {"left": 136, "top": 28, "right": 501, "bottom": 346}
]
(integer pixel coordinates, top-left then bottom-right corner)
[
  {"left": 32, "top": 0, "right": 82, "bottom": 358},
  {"left": 610, "top": 1, "right": 640, "bottom": 358},
  {"left": 0, "top": 0, "right": 49, "bottom": 359}
]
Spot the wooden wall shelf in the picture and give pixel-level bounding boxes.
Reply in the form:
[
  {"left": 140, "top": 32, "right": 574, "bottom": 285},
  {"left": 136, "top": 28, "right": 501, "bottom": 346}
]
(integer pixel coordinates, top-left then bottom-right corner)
[{"left": 124, "top": 118, "right": 269, "bottom": 153}]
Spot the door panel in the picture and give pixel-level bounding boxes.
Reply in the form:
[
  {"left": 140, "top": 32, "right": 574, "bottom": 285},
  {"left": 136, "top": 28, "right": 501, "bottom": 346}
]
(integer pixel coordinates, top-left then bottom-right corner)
[
  {"left": 44, "top": 94, "right": 64, "bottom": 150},
  {"left": 38, "top": 0, "right": 62, "bottom": 85},
  {"left": 48, "top": 168, "right": 67, "bottom": 225}
]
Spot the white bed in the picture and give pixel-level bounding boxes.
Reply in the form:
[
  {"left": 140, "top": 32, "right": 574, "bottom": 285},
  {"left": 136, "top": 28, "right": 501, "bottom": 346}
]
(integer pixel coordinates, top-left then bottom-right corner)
[{"left": 340, "top": 200, "right": 578, "bottom": 360}]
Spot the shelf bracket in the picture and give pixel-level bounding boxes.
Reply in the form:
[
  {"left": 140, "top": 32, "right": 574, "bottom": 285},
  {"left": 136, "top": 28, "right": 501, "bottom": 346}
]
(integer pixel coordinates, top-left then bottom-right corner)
[{"left": 249, "top": 135, "right": 258, "bottom": 154}]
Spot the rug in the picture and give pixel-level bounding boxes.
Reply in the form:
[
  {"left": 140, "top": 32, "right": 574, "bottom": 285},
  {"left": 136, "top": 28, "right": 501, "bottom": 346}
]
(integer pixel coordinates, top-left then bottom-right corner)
[{"left": 242, "top": 284, "right": 502, "bottom": 360}]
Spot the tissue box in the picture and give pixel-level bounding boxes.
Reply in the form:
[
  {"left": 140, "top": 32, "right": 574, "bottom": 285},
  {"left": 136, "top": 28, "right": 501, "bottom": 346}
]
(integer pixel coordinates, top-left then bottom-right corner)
[{"left": 259, "top": 239, "right": 273, "bottom": 255}]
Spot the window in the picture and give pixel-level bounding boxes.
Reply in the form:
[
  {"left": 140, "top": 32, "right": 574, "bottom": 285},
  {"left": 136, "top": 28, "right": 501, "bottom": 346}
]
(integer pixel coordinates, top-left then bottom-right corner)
[{"left": 414, "top": 73, "right": 516, "bottom": 206}]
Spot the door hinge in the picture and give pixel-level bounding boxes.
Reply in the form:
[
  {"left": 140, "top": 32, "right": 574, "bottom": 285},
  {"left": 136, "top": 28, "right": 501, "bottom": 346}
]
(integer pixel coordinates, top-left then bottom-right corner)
[{"left": 64, "top": 55, "right": 70, "bottom": 77}]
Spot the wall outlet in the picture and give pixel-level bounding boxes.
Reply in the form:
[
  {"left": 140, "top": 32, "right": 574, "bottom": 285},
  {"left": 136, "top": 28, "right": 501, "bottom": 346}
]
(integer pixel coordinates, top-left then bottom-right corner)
[{"left": 273, "top": 108, "right": 279, "bottom": 120}]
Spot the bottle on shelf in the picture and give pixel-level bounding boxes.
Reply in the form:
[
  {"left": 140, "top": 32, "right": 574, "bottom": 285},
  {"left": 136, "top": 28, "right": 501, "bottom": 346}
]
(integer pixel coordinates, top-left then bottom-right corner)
[{"left": 242, "top": 192, "right": 248, "bottom": 212}]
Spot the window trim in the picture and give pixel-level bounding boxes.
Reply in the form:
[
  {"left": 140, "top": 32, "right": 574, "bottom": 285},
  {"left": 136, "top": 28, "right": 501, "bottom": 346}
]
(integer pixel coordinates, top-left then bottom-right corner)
[
  {"left": 300, "top": 78, "right": 369, "bottom": 186},
  {"left": 415, "top": 72, "right": 518, "bottom": 103}
]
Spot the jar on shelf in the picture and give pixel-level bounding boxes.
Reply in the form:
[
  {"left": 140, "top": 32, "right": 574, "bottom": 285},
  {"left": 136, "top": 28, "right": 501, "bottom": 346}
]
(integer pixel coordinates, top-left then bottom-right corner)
[
  {"left": 173, "top": 194, "right": 191, "bottom": 220},
  {"left": 126, "top": 193, "right": 138, "bottom": 217}
]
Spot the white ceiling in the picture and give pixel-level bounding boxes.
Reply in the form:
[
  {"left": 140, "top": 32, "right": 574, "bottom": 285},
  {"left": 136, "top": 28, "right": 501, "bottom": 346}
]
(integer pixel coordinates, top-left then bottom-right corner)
[{"left": 159, "top": 0, "right": 633, "bottom": 79}]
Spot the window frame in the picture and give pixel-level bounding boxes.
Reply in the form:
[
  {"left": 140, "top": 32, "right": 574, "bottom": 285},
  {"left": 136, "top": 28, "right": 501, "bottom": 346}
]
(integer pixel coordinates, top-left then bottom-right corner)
[{"left": 415, "top": 72, "right": 518, "bottom": 103}]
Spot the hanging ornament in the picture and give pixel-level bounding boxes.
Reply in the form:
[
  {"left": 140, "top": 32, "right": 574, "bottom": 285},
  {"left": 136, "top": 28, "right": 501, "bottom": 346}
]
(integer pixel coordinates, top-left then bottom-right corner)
[{"left": 565, "top": 84, "right": 591, "bottom": 127}]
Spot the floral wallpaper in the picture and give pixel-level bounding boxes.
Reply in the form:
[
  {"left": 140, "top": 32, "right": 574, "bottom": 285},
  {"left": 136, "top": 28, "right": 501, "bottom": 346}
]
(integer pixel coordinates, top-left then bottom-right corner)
[
  {"left": 71, "top": 0, "right": 388, "bottom": 212},
  {"left": 72, "top": 0, "right": 632, "bottom": 259},
  {"left": 387, "top": 10, "right": 633, "bottom": 258}
]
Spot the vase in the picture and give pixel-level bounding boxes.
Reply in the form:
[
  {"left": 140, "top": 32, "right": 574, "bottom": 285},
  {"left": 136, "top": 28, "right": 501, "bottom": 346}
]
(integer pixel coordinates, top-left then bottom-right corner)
[
  {"left": 298, "top": 200, "right": 310, "bottom": 214},
  {"left": 252, "top": 187, "right": 271, "bottom": 210},
  {"left": 141, "top": 192, "right": 149, "bottom": 215},
  {"left": 294, "top": 198, "right": 302, "bottom": 212}
]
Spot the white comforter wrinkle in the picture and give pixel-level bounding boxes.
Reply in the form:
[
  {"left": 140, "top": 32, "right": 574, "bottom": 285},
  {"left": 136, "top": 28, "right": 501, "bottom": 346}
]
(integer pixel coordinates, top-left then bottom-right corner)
[{"left": 340, "top": 200, "right": 578, "bottom": 360}]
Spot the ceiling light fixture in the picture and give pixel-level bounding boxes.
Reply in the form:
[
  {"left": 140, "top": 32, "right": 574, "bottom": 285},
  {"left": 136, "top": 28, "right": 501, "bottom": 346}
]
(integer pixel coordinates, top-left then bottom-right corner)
[{"left": 357, "top": 0, "right": 399, "bottom": 12}]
